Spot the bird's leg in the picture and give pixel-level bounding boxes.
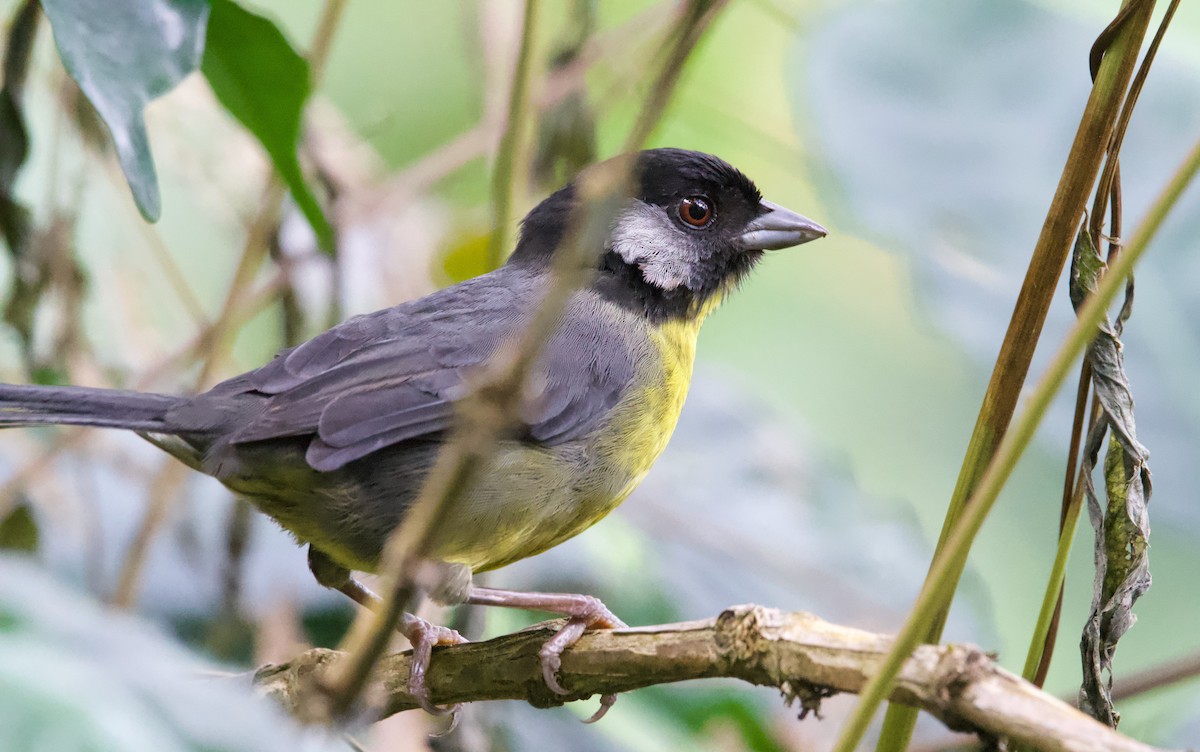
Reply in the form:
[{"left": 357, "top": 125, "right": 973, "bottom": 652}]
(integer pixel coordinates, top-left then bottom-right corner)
[
  {"left": 464, "top": 586, "right": 625, "bottom": 722},
  {"left": 306, "top": 547, "right": 466, "bottom": 718}
]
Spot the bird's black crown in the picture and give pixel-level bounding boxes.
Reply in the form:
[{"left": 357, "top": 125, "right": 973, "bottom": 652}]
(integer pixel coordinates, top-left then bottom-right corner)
[{"left": 510, "top": 148, "right": 769, "bottom": 322}]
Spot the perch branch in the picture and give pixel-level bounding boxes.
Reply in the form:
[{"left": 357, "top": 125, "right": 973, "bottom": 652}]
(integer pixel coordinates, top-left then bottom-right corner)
[{"left": 255, "top": 605, "right": 1171, "bottom": 752}]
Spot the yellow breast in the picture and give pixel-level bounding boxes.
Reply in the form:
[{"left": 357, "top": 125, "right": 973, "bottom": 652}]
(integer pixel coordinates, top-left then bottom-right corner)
[
  {"left": 431, "top": 296, "right": 719, "bottom": 573},
  {"left": 599, "top": 320, "right": 698, "bottom": 483},
  {"left": 594, "top": 295, "right": 722, "bottom": 500}
]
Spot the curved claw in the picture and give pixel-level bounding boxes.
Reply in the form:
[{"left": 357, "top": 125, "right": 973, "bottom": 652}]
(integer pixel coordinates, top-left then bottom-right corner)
[
  {"left": 539, "top": 644, "right": 568, "bottom": 696},
  {"left": 412, "top": 691, "right": 459, "bottom": 718},
  {"left": 537, "top": 617, "right": 587, "bottom": 696},
  {"left": 428, "top": 706, "right": 462, "bottom": 737},
  {"left": 401, "top": 614, "right": 467, "bottom": 718},
  {"left": 535, "top": 610, "right": 624, "bottom": 718},
  {"left": 583, "top": 694, "right": 617, "bottom": 724}
]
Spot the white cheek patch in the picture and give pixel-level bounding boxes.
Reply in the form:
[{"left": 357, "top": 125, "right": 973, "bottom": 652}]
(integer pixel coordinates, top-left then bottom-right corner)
[{"left": 609, "top": 202, "right": 693, "bottom": 290}]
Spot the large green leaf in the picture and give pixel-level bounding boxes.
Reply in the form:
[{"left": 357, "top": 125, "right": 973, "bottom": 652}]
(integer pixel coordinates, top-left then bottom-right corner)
[
  {"left": 40, "top": 0, "right": 209, "bottom": 221},
  {"left": 0, "top": 555, "right": 339, "bottom": 752},
  {"left": 201, "top": 0, "right": 334, "bottom": 252}
]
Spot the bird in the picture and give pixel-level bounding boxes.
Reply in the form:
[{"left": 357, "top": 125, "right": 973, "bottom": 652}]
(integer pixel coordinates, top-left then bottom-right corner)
[{"left": 0, "top": 148, "right": 825, "bottom": 719}]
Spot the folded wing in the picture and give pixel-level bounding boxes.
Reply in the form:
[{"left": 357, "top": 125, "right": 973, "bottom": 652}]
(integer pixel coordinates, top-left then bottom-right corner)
[{"left": 205, "top": 270, "right": 636, "bottom": 472}]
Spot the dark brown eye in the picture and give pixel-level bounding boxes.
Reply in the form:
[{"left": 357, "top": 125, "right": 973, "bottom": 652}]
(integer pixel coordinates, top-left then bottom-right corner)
[{"left": 678, "top": 196, "right": 713, "bottom": 228}]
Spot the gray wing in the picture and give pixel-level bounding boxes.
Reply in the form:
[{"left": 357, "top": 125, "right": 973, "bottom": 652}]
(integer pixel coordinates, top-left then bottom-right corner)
[{"left": 200, "top": 268, "right": 636, "bottom": 472}]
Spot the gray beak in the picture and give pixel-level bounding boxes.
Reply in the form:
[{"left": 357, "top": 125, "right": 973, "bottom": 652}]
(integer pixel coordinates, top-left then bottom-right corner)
[{"left": 738, "top": 200, "right": 827, "bottom": 251}]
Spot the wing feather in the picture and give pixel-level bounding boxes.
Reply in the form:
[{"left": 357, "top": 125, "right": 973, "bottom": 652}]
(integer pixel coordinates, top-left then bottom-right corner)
[{"left": 216, "top": 268, "right": 638, "bottom": 471}]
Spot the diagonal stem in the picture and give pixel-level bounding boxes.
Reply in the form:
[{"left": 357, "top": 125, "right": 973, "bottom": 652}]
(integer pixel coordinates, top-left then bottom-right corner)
[
  {"left": 1027, "top": 0, "right": 1180, "bottom": 686},
  {"left": 846, "top": 124, "right": 1200, "bottom": 752},
  {"left": 874, "top": 1, "right": 1156, "bottom": 747},
  {"left": 486, "top": 0, "right": 541, "bottom": 270}
]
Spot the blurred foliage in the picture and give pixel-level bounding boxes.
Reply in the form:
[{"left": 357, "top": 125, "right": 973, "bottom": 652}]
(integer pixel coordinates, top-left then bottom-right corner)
[
  {"left": 0, "top": 0, "right": 1199, "bottom": 750},
  {"left": 440, "top": 230, "right": 492, "bottom": 286},
  {"left": 0, "top": 554, "right": 340, "bottom": 752},
  {"left": 0, "top": 497, "right": 37, "bottom": 552},
  {"left": 0, "top": 0, "right": 37, "bottom": 368},
  {"left": 0, "top": 0, "right": 34, "bottom": 259}
]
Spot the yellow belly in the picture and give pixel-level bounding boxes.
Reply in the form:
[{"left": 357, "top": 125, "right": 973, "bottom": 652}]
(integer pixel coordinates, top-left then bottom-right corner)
[{"left": 429, "top": 313, "right": 706, "bottom": 572}]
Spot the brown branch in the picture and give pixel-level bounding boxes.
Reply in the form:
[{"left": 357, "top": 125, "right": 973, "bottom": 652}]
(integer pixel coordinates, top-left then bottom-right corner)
[
  {"left": 256, "top": 605, "right": 1172, "bottom": 752},
  {"left": 1110, "top": 649, "right": 1200, "bottom": 703}
]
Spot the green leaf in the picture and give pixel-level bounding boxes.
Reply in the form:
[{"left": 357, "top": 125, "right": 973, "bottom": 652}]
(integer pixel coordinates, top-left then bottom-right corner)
[
  {"left": 201, "top": 0, "right": 334, "bottom": 252},
  {"left": 0, "top": 502, "right": 37, "bottom": 553},
  {"left": 1069, "top": 228, "right": 1106, "bottom": 311},
  {"left": 40, "top": 0, "right": 209, "bottom": 221}
]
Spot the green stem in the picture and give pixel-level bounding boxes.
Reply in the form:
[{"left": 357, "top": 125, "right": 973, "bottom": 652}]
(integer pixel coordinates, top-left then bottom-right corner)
[
  {"left": 874, "top": 2, "right": 1155, "bottom": 748},
  {"left": 1030, "top": 0, "right": 1179, "bottom": 689},
  {"left": 1022, "top": 475, "right": 1086, "bottom": 680},
  {"left": 487, "top": 0, "right": 540, "bottom": 269},
  {"left": 622, "top": 0, "right": 729, "bottom": 152},
  {"left": 838, "top": 130, "right": 1200, "bottom": 752}
]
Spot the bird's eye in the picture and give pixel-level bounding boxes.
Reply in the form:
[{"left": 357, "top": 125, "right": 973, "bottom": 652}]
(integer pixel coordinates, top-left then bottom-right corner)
[{"left": 678, "top": 196, "right": 714, "bottom": 228}]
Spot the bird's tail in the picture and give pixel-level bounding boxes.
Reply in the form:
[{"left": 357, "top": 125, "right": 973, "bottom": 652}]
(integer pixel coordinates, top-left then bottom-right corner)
[{"left": 0, "top": 384, "right": 185, "bottom": 433}]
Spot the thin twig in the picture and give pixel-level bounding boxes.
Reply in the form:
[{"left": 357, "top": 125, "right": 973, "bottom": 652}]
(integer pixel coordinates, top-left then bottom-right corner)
[
  {"left": 1027, "top": 366, "right": 1093, "bottom": 686},
  {"left": 0, "top": 271, "right": 285, "bottom": 525},
  {"left": 194, "top": 175, "right": 289, "bottom": 385},
  {"left": 486, "top": 0, "right": 540, "bottom": 269},
  {"left": 1110, "top": 649, "right": 1200, "bottom": 702},
  {"left": 107, "top": 173, "right": 286, "bottom": 608},
  {"left": 194, "top": 0, "right": 347, "bottom": 385},
  {"left": 1022, "top": 455, "right": 1088, "bottom": 683},
  {"left": 622, "top": 0, "right": 730, "bottom": 152},
  {"left": 92, "top": 156, "right": 209, "bottom": 328},
  {"left": 136, "top": 273, "right": 287, "bottom": 390},
  {"left": 371, "top": 2, "right": 673, "bottom": 209},
  {"left": 1089, "top": 0, "right": 1179, "bottom": 232},
  {"left": 111, "top": 461, "right": 189, "bottom": 608},
  {"left": 306, "top": 0, "right": 348, "bottom": 84}
]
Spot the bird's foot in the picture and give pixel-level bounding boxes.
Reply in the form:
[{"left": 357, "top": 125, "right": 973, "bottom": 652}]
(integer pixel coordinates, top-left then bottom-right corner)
[
  {"left": 465, "top": 587, "right": 625, "bottom": 721},
  {"left": 399, "top": 612, "right": 468, "bottom": 722}
]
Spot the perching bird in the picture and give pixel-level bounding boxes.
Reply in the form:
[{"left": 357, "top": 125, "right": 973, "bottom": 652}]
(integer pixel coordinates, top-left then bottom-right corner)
[{"left": 0, "top": 148, "right": 825, "bottom": 718}]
